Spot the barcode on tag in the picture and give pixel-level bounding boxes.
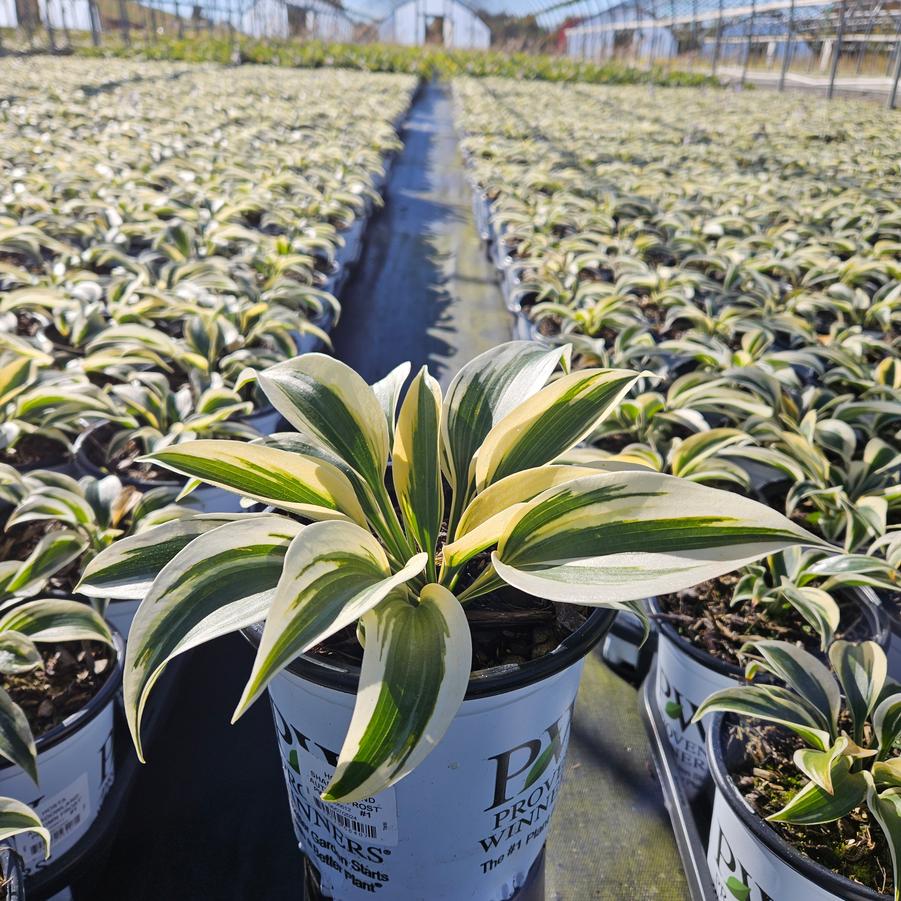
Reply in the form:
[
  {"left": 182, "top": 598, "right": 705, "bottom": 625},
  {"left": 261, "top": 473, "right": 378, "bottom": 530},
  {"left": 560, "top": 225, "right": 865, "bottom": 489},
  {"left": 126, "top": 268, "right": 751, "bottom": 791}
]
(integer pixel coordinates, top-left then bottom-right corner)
[
  {"left": 289, "top": 746, "right": 399, "bottom": 846},
  {"left": 14, "top": 773, "right": 91, "bottom": 871}
]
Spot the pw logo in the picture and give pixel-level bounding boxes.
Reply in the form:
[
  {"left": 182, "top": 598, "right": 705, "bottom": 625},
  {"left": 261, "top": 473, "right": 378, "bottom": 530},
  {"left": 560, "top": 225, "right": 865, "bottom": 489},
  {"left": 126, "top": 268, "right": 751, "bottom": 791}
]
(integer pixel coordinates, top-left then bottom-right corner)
[{"left": 484, "top": 704, "right": 574, "bottom": 812}]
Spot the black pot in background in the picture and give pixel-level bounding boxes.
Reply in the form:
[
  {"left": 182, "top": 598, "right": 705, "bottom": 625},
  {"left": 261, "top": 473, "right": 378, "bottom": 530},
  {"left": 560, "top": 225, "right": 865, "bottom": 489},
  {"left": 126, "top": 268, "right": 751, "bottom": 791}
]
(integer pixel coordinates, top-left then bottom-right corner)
[{"left": 0, "top": 846, "right": 25, "bottom": 901}]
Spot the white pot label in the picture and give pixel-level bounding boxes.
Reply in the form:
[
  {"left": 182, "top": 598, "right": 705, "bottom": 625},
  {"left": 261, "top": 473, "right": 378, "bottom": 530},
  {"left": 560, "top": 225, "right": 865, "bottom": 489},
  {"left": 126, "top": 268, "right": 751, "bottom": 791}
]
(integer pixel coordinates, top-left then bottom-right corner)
[
  {"left": 16, "top": 774, "right": 90, "bottom": 871},
  {"left": 708, "top": 786, "right": 834, "bottom": 900},
  {"left": 267, "top": 657, "right": 585, "bottom": 900},
  {"left": 655, "top": 634, "right": 738, "bottom": 796},
  {"left": 290, "top": 744, "right": 399, "bottom": 847}
]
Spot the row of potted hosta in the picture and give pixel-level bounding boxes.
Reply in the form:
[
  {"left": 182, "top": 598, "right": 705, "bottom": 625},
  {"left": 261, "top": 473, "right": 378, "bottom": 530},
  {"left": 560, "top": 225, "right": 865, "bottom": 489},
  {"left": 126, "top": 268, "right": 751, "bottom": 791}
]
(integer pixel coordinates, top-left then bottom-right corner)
[
  {"left": 453, "top": 77, "right": 901, "bottom": 899},
  {"left": 0, "top": 56, "right": 415, "bottom": 893}
]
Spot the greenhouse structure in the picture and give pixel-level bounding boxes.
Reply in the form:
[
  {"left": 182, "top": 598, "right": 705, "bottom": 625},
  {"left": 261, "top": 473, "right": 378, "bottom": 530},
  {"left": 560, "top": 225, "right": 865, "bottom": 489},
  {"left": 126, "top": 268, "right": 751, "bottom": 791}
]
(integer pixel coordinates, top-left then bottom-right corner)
[
  {"left": 240, "top": 0, "right": 355, "bottom": 40},
  {"left": 377, "top": 0, "right": 491, "bottom": 48}
]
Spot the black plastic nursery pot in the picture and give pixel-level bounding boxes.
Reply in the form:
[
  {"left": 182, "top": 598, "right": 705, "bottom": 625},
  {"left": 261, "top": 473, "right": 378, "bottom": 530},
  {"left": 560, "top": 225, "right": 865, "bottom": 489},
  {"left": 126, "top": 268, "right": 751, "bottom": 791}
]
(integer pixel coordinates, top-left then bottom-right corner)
[
  {"left": 0, "top": 629, "right": 124, "bottom": 885},
  {"left": 649, "top": 590, "right": 889, "bottom": 797},
  {"left": 707, "top": 712, "right": 890, "bottom": 901},
  {"left": 0, "top": 847, "right": 25, "bottom": 901},
  {"left": 242, "top": 604, "right": 615, "bottom": 901}
]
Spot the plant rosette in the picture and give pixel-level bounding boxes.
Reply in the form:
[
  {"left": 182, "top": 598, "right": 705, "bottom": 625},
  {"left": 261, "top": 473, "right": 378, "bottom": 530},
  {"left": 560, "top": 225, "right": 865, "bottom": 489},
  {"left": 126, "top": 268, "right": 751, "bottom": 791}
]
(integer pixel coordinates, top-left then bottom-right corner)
[
  {"left": 0, "top": 600, "right": 120, "bottom": 876},
  {"left": 698, "top": 639, "right": 901, "bottom": 901},
  {"left": 79, "top": 341, "right": 823, "bottom": 901},
  {"left": 651, "top": 586, "right": 889, "bottom": 798}
]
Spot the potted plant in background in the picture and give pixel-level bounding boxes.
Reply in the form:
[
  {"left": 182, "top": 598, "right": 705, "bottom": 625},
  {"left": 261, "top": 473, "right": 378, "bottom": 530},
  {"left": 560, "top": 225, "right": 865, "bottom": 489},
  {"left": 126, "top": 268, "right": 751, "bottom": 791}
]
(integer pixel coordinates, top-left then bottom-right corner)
[
  {"left": 651, "top": 546, "right": 892, "bottom": 796},
  {"left": 697, "top": 639, "right": 901, "bottom": 900},
  {"left": 0, "top": 598, "right": 117, "bottom": 876},
  {"left": 0, "top": 473, "right": 191, "bottom": 636},
  {"left": 79, "top": 341, "right": 823, "bottom": 900}
]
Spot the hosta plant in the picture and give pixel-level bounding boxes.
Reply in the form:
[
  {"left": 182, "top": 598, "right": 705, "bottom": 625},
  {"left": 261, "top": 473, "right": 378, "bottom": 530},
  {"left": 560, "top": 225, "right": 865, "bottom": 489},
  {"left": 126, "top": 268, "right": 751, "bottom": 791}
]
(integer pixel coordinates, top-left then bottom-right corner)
[
  {"left": 730, "top": 547, "right": 898, "bottom": 652},
  {"left": 0, "top": 599, "right": 114, "bottom": 780},
  {"left": 696, "top": 639, "right": 901, "bottom": 900},
  {"left": 80, "top": 342, "right": 822, "bottom": 803},
  {"left": 0, "top": 474, "right": 189, "bottom": 610}
]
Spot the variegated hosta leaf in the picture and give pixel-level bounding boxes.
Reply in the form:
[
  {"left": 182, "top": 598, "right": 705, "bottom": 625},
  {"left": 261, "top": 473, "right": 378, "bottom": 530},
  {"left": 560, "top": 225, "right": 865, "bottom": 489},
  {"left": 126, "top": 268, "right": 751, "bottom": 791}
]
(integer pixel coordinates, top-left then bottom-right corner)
[
  {"left": 779, "top": 582, "right": 840, "bottom": 651},
  {"left": 143, "top": 440, "right": 366, "bottom": 525},
  {"left": 875, "top": 760, "right": 901, "bottom": 789},
  {"left": 0, "top": 530, "right": 88, "bottom": 600},
  {"left": 0, "top": 797, "right": 49, "bottom": 856},
  {"left": 234, "top": 521, "right": 428, "bottom": 719},
  {"left": 0, "top": 632, "right": 42, "bottom": 675},
  {"left": 492, "top": 471, "right": 822, "bottom": 605},
  {"left": 875, "top": 694, "right": 901, "bottom": 752},
  {"left": 0, "top": 357, "right": 34, "bottom": 409},
  {"left": 793, "top": 737, "right": 856, "bottom": 795},
  {"left": 371, "top": 362, "right": 411, "bottom": 442},
  {"left": 693, "top": 684, "right": 832, "bottom": 750},
  {"left": 441, "top": 341, "right": 569, "bottom": 526},
  {"left": 323, "top": 583, "right": 471, "bottom": 803},
  {"left": 7, "top": 487, "right": 96, "bottom": 531},
  {"left": 77, "top": 514, "right": 243, "bottom": 600},
  {"left": 393, "top": 367, "right": 443, "bottom": 564},
  {"left": 443, "top": 465, "right": 607, "bottom": 570},
  {"left": 829, "top": 640, "right": 887, "bottom": 743},
  {"left": 866, "top": 781, "right": 901, "bottom": 901},
  {"left": 257, "top": 354, "right": 389, "bottom": 486},
  {"left": 0, "top": 686, "right": 37, "bottom": 782},
  {"left": 474, "top": 368, "right": 640, "bottom": 491},
  {"left": 769, "top": 756, "right": 867, "bottom": 825},
  {"left": 741, "top": 641, "right": 840, "bottom": 734},
  {"left": 124, "top": 515, "right": 303, "bottom": 759},
  {"left": 0, "top": 599, "right": 114, "bottom": 646}
]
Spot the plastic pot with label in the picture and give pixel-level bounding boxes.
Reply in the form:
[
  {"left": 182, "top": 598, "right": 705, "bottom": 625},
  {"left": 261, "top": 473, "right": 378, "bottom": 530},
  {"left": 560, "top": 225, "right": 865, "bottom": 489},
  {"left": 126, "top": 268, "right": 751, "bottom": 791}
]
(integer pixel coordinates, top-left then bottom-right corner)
[
  {"left": 706, "top": 711, "right": 889, "bottom": 901},
  {"left": 650, "top": 590, "right": 888, "bottom": 798},
  {"left": 244, "top": 605, "right": 614, "bottom": 901},
  {"left": 0, "top": 630, "right": 124, "bottom": 880}
]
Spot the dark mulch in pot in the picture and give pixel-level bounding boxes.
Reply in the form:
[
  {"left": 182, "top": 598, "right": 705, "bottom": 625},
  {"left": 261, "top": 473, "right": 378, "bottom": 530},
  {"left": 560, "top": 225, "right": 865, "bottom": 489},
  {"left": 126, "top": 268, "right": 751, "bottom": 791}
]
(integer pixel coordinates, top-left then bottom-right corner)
[
  {"left": 81, "top": 423, "right": 173, "bottom": 483},
  {"left": 727, "top": 721, "right": 893, "bottom": 896},
  {"left": 1, "top": 640, "right": 114, "bottom": 739},
  {"left": 656, "top": 575, "right": 874, "bottom": 667},
  {"left": 0, "top": 434, "right": 69, "bottom": 470},
  {"left": 307, "top": 589, "right": 589, "bottom": 672}
]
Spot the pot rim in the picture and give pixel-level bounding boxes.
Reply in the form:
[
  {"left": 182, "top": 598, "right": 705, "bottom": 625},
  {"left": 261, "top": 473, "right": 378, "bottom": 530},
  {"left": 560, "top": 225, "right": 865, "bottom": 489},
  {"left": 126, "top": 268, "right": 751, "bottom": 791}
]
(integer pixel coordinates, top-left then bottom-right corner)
[
  {"left": 0, "top": 626, "right": 124, "bottom": 772},
  {"left": 243, "top": 604, "right": 615, "bottom": 701},
  {"left": 707, "top": 711, "right": 890, "bottom": 900},
  {"left": 650, "top": 586, "right": 890, "bottom": 680}
]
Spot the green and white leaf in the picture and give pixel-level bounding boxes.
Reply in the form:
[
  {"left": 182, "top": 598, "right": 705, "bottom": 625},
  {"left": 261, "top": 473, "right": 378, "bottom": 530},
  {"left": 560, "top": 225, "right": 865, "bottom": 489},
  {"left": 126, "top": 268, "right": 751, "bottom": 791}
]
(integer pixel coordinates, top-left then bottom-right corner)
[
  {"left": 144, "top": 440, "right": 366, "bottom": 525},
  {"left": 323, "top": 583, "right": 471, "bottom": 803},
  {"left": 393, "top": 367, "right": 443, "bottom": 564},
  {"left": 474, "top": 368, "right": 640, "bottom": 490},
  {"left": 493, "top": 471, "right": 822, "bottom": 605},
  {"left": 123, "top": 515, "right": 302, "bottom": 759},
  {"left": 235, "top": 521, "right": 428, "bottom": 719},
  {"left": 258, "top": 354, "right": 389, "bottom": 485},
  {"left": 77, "top": 514, "right": 243, "bottom": 600},
  {"left": 0, "top": 797, "right": 49, "bottom": 856}
]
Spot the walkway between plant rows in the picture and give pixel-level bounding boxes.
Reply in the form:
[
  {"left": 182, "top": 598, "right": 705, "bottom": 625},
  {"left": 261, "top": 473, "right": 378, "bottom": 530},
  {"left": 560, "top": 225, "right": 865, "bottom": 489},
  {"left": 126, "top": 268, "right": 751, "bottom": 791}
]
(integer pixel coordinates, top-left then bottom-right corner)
[{"left": 92, "top": 81, "right": 687, "bottom": 901}]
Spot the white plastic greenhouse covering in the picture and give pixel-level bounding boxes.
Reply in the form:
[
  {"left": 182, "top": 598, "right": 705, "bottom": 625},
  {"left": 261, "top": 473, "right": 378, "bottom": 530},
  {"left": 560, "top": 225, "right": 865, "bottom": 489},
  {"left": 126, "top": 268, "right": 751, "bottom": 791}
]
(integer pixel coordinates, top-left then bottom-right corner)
[
  {"left": 378, "top": 0, "right": 491, "bottom": 49},
  {"left": 0, "top": 0, "right": 17, "bottom": 28},
  {"left": 241, "top": 0, "right": 355, "bottom": 41},
  {"left": 38, "top": 0, "right": 100, "bottom": 31}
]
